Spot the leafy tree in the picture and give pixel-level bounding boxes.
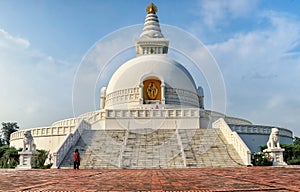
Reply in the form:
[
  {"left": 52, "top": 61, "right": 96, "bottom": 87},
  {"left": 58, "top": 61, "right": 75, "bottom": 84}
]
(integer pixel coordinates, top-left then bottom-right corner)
[
  {"left": 1, "top": 122, "right": 19, "bottom": 146},
  {"left": 294, "top": 136, "right": 300, "bottom": 146},
  {"left": 0, "top": 133, "right": 4, "bottom": 146},
  {"left": 0, "top": 146, "right": 9, "bottom": 158},
  {"left": 0, "top": 146, "right": 20, "bottom": 168},
  {"left": 281, "top": 144, "right": 295, "bottom": 162}
]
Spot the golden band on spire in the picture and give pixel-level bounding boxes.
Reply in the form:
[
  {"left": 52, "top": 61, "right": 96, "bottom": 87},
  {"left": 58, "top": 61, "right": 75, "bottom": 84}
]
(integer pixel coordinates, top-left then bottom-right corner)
[{"left": 146, "top": 3, "right": 158, "bottom": 14}]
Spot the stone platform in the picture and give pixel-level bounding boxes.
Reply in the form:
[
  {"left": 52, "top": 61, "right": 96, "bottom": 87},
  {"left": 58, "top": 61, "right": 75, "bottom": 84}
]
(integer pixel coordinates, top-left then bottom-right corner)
[{"left": 0, "top": 167, "right": 299, "bottom": 191}]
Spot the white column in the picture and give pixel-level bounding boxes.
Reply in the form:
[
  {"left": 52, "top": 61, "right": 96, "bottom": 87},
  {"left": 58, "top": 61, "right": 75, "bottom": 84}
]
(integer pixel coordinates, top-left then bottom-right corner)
[
  {"left": 100, "top": 87, "right": 106, "bottom": 109},
  {"left": 139, "top": 83, "right": 144, "bottom": 106},
  {"left": 161, "top": 83, "right": 165, "bottom": 104}
]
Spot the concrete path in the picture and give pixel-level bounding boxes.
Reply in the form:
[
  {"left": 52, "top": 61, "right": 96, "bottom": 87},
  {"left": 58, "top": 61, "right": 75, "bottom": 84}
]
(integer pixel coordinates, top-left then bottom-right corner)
[{"left": 0, "top": 167, "right": 299, "bottom": 191}]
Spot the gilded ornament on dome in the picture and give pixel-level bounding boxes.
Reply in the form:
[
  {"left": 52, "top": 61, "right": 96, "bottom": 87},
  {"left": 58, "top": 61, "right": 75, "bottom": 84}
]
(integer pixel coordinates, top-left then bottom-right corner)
[
  {"left": 146, "top": 3, "right": 158, "bottom": 14},
  {"left": 147, "top": 82, "right": 158, "bottom": 99}
]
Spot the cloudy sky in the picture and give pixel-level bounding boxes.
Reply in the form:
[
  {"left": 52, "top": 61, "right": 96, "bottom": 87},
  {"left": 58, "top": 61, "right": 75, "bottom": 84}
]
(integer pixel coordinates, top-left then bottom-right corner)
[{"left": 0, "top": 0, "right": 299, "bottom": 136}]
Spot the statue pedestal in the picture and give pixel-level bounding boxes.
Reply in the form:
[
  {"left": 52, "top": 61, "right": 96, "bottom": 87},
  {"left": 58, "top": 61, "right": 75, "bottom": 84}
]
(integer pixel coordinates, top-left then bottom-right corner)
[
  {"left": 263, "top": 148, "right": 287, "bottom": 166},
  {"left": 17, "top": 151, "right": 37, "bottom": 169}
]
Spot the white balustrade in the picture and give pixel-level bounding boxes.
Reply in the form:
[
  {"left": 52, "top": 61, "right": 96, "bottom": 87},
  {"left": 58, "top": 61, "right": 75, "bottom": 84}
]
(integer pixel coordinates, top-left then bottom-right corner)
[
  {"left": 51, "top": 118, "right": 78, "bottom": 127},
  {"left": 50, "top": 110, "right": 105, "bottom": 127},
  {"left": 213, "top": 118, "right": 252, "bottom": 166},
  {"left": 52, "top": 120, "right": 91, "bottom": 168},
  {"left": 10, "top": 126, "right": 76, "bottom": 141},
  {"left": 104, "top": 108, "right": 200, "bottom": 119}
]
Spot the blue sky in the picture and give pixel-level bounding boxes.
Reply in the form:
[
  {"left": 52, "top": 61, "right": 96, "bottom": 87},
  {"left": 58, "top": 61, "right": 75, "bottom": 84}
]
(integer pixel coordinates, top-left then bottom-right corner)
[{"left": 0, "top": 0, "right": 300, "bottom": 137}]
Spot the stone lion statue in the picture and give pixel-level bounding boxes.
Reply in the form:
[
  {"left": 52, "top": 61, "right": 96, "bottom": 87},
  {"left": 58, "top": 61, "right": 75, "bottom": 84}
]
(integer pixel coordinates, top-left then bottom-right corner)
[
  {"left": 22, "top": 130, "right": 36, "bottom": 152},
  {"left": 267, "top": 128, "right": 280, "bottom": 149}
]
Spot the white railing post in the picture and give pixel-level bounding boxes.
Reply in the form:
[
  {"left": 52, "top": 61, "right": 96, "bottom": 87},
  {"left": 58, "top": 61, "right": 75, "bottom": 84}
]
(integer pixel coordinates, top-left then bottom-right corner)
[{"left": 52, "top": 152, "right": 58, "bottom": 168}]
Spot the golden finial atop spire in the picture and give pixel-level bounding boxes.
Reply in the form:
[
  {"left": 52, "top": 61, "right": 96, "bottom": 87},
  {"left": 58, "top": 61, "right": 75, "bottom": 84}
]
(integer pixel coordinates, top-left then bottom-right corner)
[{"left": 146, "top": 2, "right": 158, "bottom": 14}]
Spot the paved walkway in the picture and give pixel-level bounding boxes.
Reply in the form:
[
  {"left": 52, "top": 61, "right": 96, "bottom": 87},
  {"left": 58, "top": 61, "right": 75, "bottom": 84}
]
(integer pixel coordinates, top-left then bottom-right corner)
[{"left": 0, "top": 167, "right": 299, "bottom": 191}]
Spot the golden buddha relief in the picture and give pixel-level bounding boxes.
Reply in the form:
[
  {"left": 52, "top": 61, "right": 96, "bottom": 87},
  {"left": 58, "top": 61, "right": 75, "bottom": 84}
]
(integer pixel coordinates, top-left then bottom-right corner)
[
  {"left": 143, "top": 79, "right": 161, "bottom": 101},
  {"left": 147, "top": 82, "right": 158, "bottom": 99}
]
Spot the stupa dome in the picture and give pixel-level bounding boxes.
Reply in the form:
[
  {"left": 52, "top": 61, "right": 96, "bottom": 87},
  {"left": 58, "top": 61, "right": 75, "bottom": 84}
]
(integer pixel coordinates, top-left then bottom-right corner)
[
  {"left": 105, "top": 55, "right": 199, "bottom": 109},
  {"left": 106, "top": 55, "right": 197, "bottom": 94}
]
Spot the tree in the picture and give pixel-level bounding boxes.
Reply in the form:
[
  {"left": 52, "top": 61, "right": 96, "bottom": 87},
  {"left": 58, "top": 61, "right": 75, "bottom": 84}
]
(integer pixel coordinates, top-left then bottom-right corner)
[
  {"left": 0, "top": 133, "right": 4, "bottom": 146},
  {"left": 0, "top": 146, "right": 20, "bottom": 168},
  {"left": 294, "top": 136, "right": 300, "bottom": 146},
  {"left": 1, "top": 122, "right": 19, "bottom": 146}
]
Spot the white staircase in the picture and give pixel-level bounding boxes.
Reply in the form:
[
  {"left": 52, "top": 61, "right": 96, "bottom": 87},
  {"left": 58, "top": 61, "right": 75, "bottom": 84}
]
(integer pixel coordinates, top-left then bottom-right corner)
[{"left": 59, "top": 127, "right": 246, "bottom": 169}]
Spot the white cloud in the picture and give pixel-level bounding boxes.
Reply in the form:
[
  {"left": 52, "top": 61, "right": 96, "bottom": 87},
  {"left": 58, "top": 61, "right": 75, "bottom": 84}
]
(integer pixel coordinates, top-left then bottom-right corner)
[
  {"left": 207, "top": 11, "right": 300, "bottom": 136},
  {"left": 267, "top": 95, "right": 284, "bottom": 109},
  {"left": 0, "top": 29, "right": 76, "bottom": 129},
  {"left": 209, "top": 11, "right": 300, "bottom": 74},
  {"left": 198, "top": 0, "right": 259, "bottom": 29},
  {"left": 0, "top": 29, "right": 30, "bottom": 50}
]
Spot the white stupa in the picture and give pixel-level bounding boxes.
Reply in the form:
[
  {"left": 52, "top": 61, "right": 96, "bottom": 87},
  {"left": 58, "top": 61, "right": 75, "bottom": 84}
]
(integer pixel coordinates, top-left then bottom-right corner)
[
  {"left": 10, "top": 3, "right": 293, "bottom": 169},
  {"left": 99, "top": 3, "right": 223, "bottom": 130}
]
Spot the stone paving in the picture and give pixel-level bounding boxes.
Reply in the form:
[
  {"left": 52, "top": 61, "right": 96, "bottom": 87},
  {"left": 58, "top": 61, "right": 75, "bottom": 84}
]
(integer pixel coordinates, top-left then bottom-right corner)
[{"left": 0, "top": 167, "right": 299, "bottom": 191}]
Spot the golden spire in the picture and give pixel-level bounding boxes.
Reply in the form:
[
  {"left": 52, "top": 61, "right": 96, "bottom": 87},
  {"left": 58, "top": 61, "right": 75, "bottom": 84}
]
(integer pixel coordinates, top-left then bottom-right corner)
[{"left": 146, "top": 2, "right": 158, "bottom": 14}]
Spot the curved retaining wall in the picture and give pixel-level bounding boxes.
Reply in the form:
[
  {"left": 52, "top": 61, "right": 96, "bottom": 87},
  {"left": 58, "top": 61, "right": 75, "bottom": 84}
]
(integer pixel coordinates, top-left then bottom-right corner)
[
  {"left": 10, "top": 125, "right": 75, "bottom": 154},
  {"left": 10, "top": 109, "right": 293, "bottom": 155}
]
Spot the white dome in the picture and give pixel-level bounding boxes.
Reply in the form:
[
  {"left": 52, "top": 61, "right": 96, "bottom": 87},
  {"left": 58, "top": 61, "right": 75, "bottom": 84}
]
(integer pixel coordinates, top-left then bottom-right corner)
[
  {"left": 104, "top": 55, "right": 200, "bottom": 109},
  {"left": 106, "top": 55, "right": 197, "bottom": 94}
]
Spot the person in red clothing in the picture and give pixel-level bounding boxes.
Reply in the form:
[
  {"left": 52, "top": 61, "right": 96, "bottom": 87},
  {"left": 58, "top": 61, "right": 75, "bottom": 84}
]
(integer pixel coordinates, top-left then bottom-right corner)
[{"left": 73, "top": 149, "right": 80, "bottom": 170}]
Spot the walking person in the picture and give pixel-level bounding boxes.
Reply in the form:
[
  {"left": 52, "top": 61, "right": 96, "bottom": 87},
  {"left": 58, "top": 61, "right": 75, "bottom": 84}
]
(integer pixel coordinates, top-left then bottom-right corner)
[{"left": 73, "top": 149, "right": 80, "bottom": 170}]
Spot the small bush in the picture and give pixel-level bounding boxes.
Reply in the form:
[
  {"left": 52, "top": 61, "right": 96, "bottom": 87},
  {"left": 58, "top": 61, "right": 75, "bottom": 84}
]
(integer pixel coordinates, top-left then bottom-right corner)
[
  {"left": 32, "top": 149, "right": 52, "bottom": 169},
  {"left": 0, "top": 147, "right": 20, "bottom": 168},
  {"left": 251, "top": 152, "right": 273, "bottom": 166},
  {"left": 287, "top": 159, "right": 300, "bottom": 165}
]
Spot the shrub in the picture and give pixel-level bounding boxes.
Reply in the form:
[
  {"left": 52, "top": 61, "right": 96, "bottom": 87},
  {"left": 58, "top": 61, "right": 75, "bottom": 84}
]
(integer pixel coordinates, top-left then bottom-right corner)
[
  {"left": 0, "top": 147, "right": 53, "bottom": 169},
  {"left": 32, "top": 149, "right": 52, "bottom": 169},
  {"left": 251, "top": 152, "right": 273, "bottom": 166},
  {"left": 287, "top": 159, "right": 300, "bottom": 165},
  {"left": 0, "top": 146, "right": 10, "bottom": 157},
  {"left": 0, "top": 147, "right": 20, "bottom": 168},
  {"left": 281, "top": 144, "right": 295, "bottom": 162}
]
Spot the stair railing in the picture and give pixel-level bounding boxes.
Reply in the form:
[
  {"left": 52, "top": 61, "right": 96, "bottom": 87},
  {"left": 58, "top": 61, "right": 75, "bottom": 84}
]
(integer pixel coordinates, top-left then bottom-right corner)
[
  {"left": 118, "top": 128, "right": 129, "bottom": 168},
  {"left": 213, "top": 118, "right": 252, "bottom": 166},
  {"left": 52, "top": 120, "right": 91, "bottom": 168},
  {"left": 175, "top": 127, "right": 187, "bottom": 167}
]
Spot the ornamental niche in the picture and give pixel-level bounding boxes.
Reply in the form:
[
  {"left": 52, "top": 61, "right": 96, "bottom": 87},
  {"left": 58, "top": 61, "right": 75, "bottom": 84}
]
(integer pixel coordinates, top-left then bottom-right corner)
[{"left": 143, "top": 79, "right": 161, "bottom": 101}]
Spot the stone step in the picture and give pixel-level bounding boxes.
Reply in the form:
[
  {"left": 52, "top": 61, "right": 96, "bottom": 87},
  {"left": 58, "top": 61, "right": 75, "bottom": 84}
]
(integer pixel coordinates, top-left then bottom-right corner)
[{"left": 59, "top": 128, "right": 245, "bottom": 169}]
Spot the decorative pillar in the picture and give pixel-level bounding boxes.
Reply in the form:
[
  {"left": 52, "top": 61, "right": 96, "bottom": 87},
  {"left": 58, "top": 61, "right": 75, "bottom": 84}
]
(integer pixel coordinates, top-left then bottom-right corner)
[
  {"left": 197, "top": 86, "right": 204, "bottom": 109},
  {"left": 198, "top": 95, "right": 204, "bottom": 109},
  {"left": 100, "top": 87, "right": 106, "bottom": 109},
  {"left": 139, "top": 83, "right": 144, "bottom": 106},
  {"left": 263, "top": 128, "right": 287, "bottom": 166},
  {"left": 161, "top": 83, "right": 165, "bottom": 104}
]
